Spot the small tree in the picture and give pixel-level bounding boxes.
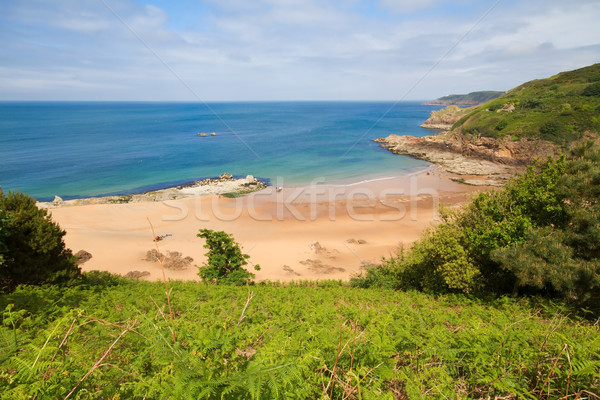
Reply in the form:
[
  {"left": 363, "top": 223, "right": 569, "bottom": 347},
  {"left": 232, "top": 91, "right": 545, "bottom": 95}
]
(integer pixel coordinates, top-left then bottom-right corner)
[
  {"left": 0, "top": 191, "right": 80, "bottom": 290},
  {"left": 197, "top": 229, "right": 259, "bottom": 285}
]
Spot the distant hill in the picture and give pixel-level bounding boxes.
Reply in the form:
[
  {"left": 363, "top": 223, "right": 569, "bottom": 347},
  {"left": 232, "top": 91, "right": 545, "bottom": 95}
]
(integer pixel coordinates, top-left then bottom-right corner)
[
  {"left": 453, "top": 63, "right": 600, "bottom": 144},
  {"left": 423, "top": 91, "right": 504, "bottom": 106}
]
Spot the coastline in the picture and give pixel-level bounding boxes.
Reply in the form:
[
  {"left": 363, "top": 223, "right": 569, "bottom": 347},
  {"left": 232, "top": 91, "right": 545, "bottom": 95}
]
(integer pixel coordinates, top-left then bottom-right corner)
[{"left": 49, "top": 168, "right": 484, "bottom": 282}]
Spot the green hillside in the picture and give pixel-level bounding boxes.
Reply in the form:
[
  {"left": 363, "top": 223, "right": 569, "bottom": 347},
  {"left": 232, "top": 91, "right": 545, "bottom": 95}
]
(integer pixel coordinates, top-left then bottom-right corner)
[
  {"left": 425, "top": 91, "right": 504, "bottom": 105},
  {"left": 453, "top": 64, "right": 600, "bottom": 144}
]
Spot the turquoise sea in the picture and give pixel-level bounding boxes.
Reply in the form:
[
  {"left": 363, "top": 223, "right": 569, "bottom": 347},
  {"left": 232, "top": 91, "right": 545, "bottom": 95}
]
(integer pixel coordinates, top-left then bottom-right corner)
[{"left": 0, "top": 102, "right": 442, "bottom": 201}]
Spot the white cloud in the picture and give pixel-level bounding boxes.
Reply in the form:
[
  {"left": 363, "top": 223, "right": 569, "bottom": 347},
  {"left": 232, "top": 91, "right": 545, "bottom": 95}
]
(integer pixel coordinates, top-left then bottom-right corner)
[{"left": 0, "top": 0, "right": 599, "bottom": 100}]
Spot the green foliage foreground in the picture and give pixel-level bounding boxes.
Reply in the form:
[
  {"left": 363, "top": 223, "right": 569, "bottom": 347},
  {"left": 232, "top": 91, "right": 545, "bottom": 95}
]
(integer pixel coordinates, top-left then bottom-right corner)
[{"left": 0, "top": 275, "right": 598, "bottom": 399}]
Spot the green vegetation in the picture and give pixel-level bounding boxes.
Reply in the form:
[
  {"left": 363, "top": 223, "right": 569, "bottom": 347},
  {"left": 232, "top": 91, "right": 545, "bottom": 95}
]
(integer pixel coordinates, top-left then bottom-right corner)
[
  {"left": 1, "top": 276, "right": 598, "bottom": 399},
  {"left": 1, "top": 67, "right": 600, "bottom": 397},
  {"left": 427, "top": 91, "right": 504, "bottom": 105},
  {"left": 0, "top": 191, "right": 80, "bottom": 291},
  {"left": 197, "top": 229, "right": 260, "bottom": 285},
  {"left": 453, "top": 64, "right": 600, "bottom": 144},
  {"left": 353, "top": 143, "right": 600, "bottom": 312}
]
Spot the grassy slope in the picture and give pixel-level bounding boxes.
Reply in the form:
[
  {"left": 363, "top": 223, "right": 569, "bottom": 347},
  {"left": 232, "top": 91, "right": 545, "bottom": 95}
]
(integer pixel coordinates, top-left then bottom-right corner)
[
  {"left": 453, "top": 64, "right": 600, "bottom": 145},
  {"left": 1, "top": 276, "right": 598, "bottom": 399},
  {"left": 433, "top": 91, "right": 504, "bottom": 104}
]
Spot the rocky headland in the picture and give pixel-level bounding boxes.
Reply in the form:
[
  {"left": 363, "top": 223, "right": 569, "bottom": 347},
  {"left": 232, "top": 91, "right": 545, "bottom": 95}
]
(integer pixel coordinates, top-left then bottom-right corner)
[
  {"left": 38, "top": 173, "right": 267, "bottom": 208},
  {"left": 375, "top": 130, "right": 555, "bottom": 186},
  {"left": 420, "top": 105, "right": 472, "bottom": 130}
]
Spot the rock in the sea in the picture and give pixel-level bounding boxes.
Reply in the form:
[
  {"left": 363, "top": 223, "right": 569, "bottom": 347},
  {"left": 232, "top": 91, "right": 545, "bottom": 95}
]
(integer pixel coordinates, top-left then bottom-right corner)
[
  {"left": 74, "top": 250, "right": 93, "bottom": 265},
  {"left": 198, "top": 132, "right": 208, "bottom": 137},
  {"left": 210, "top": 132, "right": 217, "bottom": 136}
]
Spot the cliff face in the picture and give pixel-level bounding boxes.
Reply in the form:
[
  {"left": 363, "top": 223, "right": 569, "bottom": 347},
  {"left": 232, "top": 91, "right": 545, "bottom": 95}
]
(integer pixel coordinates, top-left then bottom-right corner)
[
  {"left": 375, "top": 132, "right": 556, "bottom": 185},
  {"left": 420, "top": 105, "right": 471, "bottom": 130}
]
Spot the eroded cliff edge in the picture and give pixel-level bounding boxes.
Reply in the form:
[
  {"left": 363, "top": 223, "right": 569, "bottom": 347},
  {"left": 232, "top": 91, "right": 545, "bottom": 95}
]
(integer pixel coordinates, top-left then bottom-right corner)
[{"left": 375, "top": 131, "right": 556, "bottom": 185}]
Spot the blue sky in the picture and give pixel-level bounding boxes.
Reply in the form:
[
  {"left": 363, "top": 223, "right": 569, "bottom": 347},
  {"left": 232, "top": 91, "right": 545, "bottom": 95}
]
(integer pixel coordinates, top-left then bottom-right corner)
[{"left": 0, "top": 0, "right": 598, "bottom": 101}]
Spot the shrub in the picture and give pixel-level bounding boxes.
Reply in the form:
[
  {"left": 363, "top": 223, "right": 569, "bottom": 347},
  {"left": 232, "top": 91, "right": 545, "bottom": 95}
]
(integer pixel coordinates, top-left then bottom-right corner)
[
  {"left": 495, "top": 119, "right": 508, "bottom": 131},
  {"left": 539, "top": 120, "right": 567, "bottom": 139},
  {"left": 521, "top": 97, "right": 546, "bottom": 109},
  {"left": 0, "top": 191, "right": 80, "bottom": 290},
  {"left": 582, "top": 81, "right": 600, "bottom": 96},
  {"left": 487, "top": 102, "right": 503, "bottom": 112},
  {"left": 352, "top": 149, "right": 600, "bottom": 310},
  {"left": 403, "top": 222, "right": 481, "bottom": 293},
  {"left": 197, "top": 229, "right": 259, "bottom": 285}
]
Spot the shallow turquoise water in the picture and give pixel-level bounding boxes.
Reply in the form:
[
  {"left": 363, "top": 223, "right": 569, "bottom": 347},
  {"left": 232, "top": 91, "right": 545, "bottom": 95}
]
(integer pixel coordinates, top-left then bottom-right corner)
[{"left": 0, "top": 101, "right": 442, "bottom": 201}]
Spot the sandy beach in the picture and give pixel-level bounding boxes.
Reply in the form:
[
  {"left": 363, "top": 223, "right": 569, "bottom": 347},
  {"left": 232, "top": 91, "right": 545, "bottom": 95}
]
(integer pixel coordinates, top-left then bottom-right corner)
[{"left": 49, "top": 170, "right": 483, "bottom": 282}]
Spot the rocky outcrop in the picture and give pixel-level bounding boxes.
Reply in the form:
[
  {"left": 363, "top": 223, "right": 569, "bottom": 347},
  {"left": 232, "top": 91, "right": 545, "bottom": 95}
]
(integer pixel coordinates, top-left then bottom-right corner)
[
  {"left": 497, "top": 104, "right": 515, "bottom": 112},
  {"left": 38, "top": 173, "right": 268, "bottom": 208},
  {"left": 374, "top": 132, "right": 556, "bottom": 185},
  {"left": 420, "top": 106, "right": 471, "bottom": 130},
  {"left": 178, "top": 174, "right": 267, "bottom": 196}
]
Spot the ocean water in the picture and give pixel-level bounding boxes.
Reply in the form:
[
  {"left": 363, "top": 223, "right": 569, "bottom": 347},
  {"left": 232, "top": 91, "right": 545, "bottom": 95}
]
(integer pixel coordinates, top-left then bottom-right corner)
[{"left": 0, "top": 101, "right": 442, "bottom": 201}]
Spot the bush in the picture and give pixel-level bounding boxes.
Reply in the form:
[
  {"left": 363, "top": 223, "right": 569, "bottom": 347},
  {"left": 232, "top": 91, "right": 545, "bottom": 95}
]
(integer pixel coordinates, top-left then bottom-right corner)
[
  {"left": 0, "top": 191, "right": 80, "bottom": 290},
  {"left": 400, "top": 221, "right": 481, "bottom": 294},
  {"left": 487, "top": 101, "right": 503, "bottom": 112},
  {"left": 539, "top": 120, "right": 567, "bottom": 139},
  {"left": 521, "top": 97, "right": 546, "bottom": 109},
  {"left": 582, "top": 81, "right": 600, "bottom": 96},
  {"left": 353, "top": 147, "right": 600, "bottom": 311},
  {"left": 197, "top": 229, "right": 259, "bottom": 285},
  {"left": 495, "top": 119, "right": 508, "bottom": 131}
]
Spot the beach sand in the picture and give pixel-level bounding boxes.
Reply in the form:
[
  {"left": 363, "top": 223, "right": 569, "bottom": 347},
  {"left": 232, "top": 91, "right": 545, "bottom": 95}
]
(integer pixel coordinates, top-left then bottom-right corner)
[{"left": 49, "top": 171, "right": 483, "bottom": 282}]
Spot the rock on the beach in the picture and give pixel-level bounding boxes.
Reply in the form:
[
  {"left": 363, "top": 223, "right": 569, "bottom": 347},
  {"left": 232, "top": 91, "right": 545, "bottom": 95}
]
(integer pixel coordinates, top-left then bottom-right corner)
[
  {"left": 53, "top": 196, "right": 64, "bottom": 205},
  {"left": 219, "top": 173, "right": 233, "bottom": 180},
  {"left": 74, "top": 250, "right": 93, "bottom": 265},
  {"left": 125, "top": 270, "right": 150, "bottom": 279},
  {"left": 144, "top": 249, "right": 193, "bottom": 270}
]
